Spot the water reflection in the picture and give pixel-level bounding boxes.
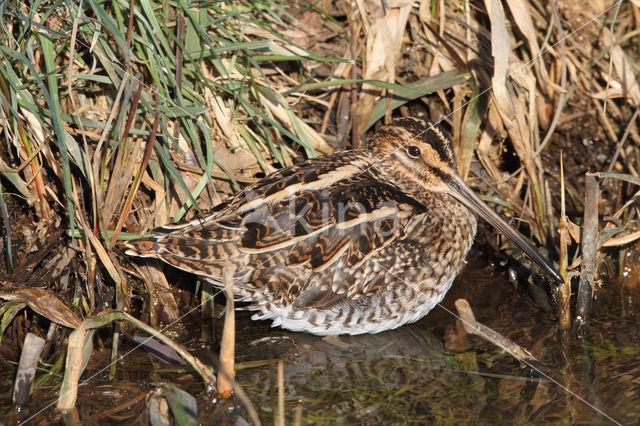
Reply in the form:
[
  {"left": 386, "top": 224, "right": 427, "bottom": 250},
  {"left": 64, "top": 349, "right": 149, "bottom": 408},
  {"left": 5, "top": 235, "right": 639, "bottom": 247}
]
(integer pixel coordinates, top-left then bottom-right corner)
[
  {"left": 246, "top": 325, "right": 445, "bottom": 390},
  {"left": 233, "top": 258, "right": 640, "bottom": 423}
]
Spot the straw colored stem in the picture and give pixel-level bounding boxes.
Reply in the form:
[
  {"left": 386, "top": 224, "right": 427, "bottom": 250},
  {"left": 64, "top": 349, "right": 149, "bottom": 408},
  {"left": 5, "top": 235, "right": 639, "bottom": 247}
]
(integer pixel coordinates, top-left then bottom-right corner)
[
  {"left": 217, "top": 266, "right": 236, "bottom": 398},
  {"left": 454, "top": 299, "right": 537, "bottom": 362},
  {"left": 276, "top": 360, "right": 285, "bottom": 426}
]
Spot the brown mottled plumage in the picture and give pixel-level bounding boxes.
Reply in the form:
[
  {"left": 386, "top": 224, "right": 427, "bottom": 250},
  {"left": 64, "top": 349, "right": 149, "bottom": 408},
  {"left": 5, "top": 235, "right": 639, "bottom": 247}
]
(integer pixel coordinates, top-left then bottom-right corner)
[{"left": 125, "top": 118, "right": 560, "bottom": 335}]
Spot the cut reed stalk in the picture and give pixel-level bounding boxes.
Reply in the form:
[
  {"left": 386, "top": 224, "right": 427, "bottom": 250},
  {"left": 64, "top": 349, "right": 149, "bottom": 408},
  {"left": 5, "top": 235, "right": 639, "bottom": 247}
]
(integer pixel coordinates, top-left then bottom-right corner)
[
  {"left": 557, "top": 153, "right": 571, "bottom": 331},
  {"left": 577, "top": 173, "right": 600, "bottom": 332}
]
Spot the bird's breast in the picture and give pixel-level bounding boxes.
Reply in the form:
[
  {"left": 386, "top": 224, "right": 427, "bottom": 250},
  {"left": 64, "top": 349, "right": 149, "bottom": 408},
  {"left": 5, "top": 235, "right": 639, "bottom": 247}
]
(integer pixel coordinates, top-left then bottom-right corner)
[{"left": 396, "top": 197, "right": 478, "bottom": 292}]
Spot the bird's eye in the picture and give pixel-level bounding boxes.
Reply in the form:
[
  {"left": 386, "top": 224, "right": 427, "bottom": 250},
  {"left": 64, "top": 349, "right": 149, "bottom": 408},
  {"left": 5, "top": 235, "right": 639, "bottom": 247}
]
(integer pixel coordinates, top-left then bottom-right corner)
[{"left": 407, "top": 146, "right": 421, "bottom": 158}]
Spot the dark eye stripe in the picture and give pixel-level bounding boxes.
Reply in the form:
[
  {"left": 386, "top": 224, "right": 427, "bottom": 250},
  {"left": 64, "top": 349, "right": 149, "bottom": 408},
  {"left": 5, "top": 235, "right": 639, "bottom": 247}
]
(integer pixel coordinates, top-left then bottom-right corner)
[
  {"left": 419, "top": 130, "right": 454, "bottom": 167},
  {"left": 427, "top": 163, "right": 449, "bottom": 182},
  {"left": 395, "top": 118, "right": 454, "bottom": 167},
  {"left": 392, "top": 151, "right": 449, "bottom": 182}
]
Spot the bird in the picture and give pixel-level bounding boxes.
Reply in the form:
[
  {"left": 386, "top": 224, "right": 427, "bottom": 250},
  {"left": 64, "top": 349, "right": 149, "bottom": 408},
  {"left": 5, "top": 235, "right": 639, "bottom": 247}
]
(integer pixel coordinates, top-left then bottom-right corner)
[{"left": 124, "top": 117, "right": 561, "bottom": 335}]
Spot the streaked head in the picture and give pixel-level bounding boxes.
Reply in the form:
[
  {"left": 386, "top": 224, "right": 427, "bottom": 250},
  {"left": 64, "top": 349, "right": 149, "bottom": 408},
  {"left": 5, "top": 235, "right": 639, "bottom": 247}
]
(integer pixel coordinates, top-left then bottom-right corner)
[
  {"left": 367, "top": 117, "right": 562, "bottom": 282},
  {"left": 366, "top": 117, "right": 457, "bottom": 193}
]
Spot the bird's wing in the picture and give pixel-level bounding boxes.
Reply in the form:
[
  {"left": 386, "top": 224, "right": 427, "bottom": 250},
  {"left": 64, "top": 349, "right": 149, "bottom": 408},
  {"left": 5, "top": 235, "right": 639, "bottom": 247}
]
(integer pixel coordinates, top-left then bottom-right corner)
[{"left": 236, "top": 174, "right": 426, "bottom": 305}]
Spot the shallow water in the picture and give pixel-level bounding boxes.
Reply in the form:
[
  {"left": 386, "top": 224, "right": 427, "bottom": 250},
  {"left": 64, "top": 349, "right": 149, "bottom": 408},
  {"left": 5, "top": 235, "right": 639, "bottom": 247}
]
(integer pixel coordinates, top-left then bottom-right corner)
[
  {"left": 1, "top": 252, "right": 639, "bottom": 423},
  {"left": 227, "top": 254, "right": 640, "bottom": 424}
]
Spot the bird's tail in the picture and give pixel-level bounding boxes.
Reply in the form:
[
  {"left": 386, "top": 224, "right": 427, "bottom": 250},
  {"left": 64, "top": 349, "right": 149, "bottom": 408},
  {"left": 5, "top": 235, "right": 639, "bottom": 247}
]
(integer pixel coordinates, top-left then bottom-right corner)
[{"left": 123, "top": 237, "right": 160, "bottom": 258}]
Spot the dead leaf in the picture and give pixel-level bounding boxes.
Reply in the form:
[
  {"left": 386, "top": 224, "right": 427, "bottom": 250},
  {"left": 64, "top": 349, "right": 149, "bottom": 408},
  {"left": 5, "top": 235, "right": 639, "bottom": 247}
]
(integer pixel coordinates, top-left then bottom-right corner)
[
  {"left": 601, "top": 27, "right": 640, "bottom": 104},
  {"left": 0, "top": 287, "right": 81, "bottom": 329}
]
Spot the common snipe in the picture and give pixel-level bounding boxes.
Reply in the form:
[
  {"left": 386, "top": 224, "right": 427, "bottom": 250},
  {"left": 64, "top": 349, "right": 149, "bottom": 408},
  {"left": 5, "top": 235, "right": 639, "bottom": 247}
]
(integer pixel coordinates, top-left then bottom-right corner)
[{"left": 125, "top": 118, "right": 561, "bottom": 335}]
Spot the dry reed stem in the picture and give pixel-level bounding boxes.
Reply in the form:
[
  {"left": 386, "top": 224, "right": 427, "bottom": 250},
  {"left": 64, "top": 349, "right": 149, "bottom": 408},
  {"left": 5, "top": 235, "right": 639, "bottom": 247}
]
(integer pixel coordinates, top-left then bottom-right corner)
[
  {"left": 577, "top": 173, "right": 600, "bottom": 331},
  {"left": 557, "top": 152, "right": 571, "bottom": 331},
  {"left": 276, "top": 360, "right": 285, "bottom": 426},
  {"left": 13, "top": 333, "right": 46, "bottom": 405},
  {"left": 454, "top": 299, "right": 537, "bottom": 362},
  {"left": 293, "top": 403, "right": 303, "bottom": 426},
  {"left": 259, "top": 92, "right": 334, "bottom": 155},
  {"left": 217, "top": 266, "right": 236, "bottom": 398}
]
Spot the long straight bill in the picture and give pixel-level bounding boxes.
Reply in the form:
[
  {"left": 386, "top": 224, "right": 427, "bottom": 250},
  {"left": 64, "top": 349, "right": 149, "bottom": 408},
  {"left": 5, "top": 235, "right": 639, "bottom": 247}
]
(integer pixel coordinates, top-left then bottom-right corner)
[{"left": 447, "top": 174, "right": 562, "bottom": 282}]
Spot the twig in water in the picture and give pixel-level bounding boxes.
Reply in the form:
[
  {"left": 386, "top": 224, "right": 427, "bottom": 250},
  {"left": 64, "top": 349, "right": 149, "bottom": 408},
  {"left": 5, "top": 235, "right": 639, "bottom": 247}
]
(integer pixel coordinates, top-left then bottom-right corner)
[{"left": 454, "top": 299, "right": 537, "bottom": 362}]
